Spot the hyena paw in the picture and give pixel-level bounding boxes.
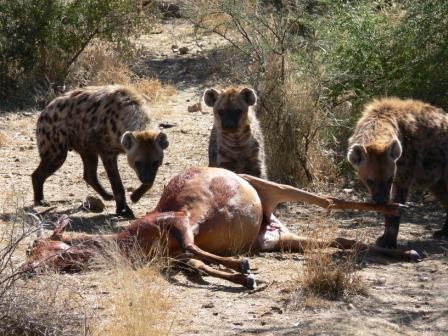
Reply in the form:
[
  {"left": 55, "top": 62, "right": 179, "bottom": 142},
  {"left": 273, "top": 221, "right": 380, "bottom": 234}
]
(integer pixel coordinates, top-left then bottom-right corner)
[
  {"left": 101, "top": 192, "right": 114, "bottom": 201},
  {"left": 115, "top": 205, "right": 135, "bottom": 219},
  {"left": 35, "top": 199, "right": 51, "bottom": 207},
  {"left": 375, "top": 234, "right": 397, "bottom": 249}
]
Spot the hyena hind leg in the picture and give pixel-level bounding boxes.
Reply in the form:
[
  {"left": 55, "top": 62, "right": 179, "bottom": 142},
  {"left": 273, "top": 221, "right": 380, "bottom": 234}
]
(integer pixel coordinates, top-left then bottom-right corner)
[{"left": 32, "top": 151, "right": 68, "bottom": 206}]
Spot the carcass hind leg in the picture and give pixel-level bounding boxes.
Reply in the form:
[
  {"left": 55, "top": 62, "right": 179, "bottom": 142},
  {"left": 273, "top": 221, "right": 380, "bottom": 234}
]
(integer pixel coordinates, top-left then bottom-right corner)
[
  {"left": 183, "top": 258, "right": 256, "bottom": 289},
  {"left": 274, "top": 233, "right": 422, "bottom": 261},
  {"left": 239, "top": 174, "right": 402, "bottom": 218},
  {"left": 154, "top": 212, "right": 251, "bottom": 274}
]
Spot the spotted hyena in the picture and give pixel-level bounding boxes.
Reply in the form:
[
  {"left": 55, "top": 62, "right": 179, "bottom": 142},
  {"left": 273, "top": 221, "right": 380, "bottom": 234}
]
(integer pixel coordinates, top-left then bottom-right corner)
[
  {"left": 203, "top": 87, "right": 267, "bottom": 179},
  {"left": 32, "top": 85, "right": 169, "bottom": 218},
  {"left": 347, "top": 97, "right": 448, "bottom": 248}
]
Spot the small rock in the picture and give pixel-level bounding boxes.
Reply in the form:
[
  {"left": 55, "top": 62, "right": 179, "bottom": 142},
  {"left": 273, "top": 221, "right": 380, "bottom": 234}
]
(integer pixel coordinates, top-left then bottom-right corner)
[
  {"left": 127, "top": 187, "right": 134, "bottom": 192},
  {"left": 179, "top": 46, "right": 189, "bottom": 55},
  {"left": 14, "top": 158, "right": 20, "bottom": 162},
  {"left": 187, "top": 102, "right": 202, "bottom": 113},
  {"left": 81, "top": 196, "right": 105, "bottom": 213},
  {"left": 202, "top": 303, "right": 214, "bottom": 308},
  {"left": 171, "top": 44, "right": 178, "bottom": 50}
]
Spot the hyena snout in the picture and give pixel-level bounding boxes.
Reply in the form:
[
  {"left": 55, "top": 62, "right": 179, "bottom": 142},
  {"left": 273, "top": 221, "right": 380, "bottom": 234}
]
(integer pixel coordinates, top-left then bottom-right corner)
[
  {"left": 121, "top": 130, "right": 169, "bottom": 185},
  {"left": 134, "top": 159, "right": 161, "bottom": 184},
  {"left": 367, "top": 180, "right": 392, "bottom": 205},
  {"left": 220, "top": 111, "right": 242, "bottom": 130}
]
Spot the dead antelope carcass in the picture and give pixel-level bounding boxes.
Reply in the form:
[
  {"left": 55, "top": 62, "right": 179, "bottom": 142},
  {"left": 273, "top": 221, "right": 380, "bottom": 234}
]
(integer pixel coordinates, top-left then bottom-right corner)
[{"left": 23, "top": 167, "right": 420, "bottom": 289}]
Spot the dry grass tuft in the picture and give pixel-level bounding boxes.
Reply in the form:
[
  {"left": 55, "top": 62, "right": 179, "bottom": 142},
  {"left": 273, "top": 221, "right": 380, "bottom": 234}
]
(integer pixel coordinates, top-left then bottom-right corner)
[
  {"left": 91, "top": 239, "right": 174, "bottom": 336},
  {"left": 0, "top": 131, "right": 7, "bottom": 147},
  {"left": 258, "top": 55, "right": 337, "bottom": 186},
  {"left": 299, "top": 219, "right": 366, "bottom": 300},
  {"left": 69, "top": 41, "right": 176, "bottom": 108},
  {"left": 283, "top": 218, "right": 366, "bottom": 304},
  {"left": 135, "top": 78, "right": 176, "bottom": 103}
]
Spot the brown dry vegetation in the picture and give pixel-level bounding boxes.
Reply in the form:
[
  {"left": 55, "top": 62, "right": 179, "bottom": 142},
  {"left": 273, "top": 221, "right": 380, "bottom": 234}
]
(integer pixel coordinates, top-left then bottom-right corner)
[{"left": 1, "top": 17, "right": 448, "bottom": 336}]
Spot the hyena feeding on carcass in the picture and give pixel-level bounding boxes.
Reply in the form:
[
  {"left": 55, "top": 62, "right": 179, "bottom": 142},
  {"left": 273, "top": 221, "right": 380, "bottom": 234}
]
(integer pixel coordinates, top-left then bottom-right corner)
[
  {"left": 203, "top": 87, "right": 267, "bottom": 179},
  {"left": 32, "top": 85, "right": 169, "bottom": 218},
  {"left": 347, "top": 97, "right": 448, "bottom": 248}
]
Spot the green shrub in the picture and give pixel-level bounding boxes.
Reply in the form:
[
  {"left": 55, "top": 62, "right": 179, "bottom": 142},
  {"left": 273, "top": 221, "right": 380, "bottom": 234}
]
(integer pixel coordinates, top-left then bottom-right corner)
[{"left": 0, "top": 0, "right": 152, "bottom": 102}]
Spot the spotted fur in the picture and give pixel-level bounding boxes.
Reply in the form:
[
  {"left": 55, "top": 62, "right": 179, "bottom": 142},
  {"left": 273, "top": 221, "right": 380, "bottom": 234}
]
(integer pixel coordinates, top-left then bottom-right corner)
[
  {"left": 348, "top": 97, "right": 448, "bottom": 247},
  {"left": 32, "top": 85, "right": 168, "bottom": 218},
  {"left": 204, "top": 87, "right": 267, "bottom": 179}
]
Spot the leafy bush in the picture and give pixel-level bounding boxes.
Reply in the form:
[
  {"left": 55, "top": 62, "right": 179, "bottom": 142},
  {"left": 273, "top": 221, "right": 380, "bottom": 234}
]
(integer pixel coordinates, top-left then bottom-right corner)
[{"left": 0, "top": 0, "right": 152, "bottom": 102}]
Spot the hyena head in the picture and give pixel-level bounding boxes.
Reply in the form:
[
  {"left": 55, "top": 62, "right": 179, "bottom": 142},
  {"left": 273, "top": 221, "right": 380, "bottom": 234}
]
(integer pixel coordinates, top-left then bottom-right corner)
[
  {"left": 347, "top": 138, "right": 402, "bottom": 204},
  {"left": 121, "top": 130, "right": 169, "bottom": 185},
  {"left": 203, "top": 87, "right": 257, "bottom": 132}
]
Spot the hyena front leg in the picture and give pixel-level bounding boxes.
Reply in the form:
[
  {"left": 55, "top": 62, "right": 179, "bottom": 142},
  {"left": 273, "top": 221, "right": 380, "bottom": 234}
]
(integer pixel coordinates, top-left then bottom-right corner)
[
  {"left": 80, "top": 150, "right": 114, "bottom": 201},
  {"left": 32, "top": 151, "right": 68, "bottom": 206},
  {"left": 376, "top": 184, "right": 409, "bottom": 249},
  {"left": 100, "top": 152, "right": 134, "bottom": 218}
]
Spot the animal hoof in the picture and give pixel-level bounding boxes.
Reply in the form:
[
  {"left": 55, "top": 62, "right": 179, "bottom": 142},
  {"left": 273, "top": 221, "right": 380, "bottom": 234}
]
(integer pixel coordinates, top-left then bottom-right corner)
[
  {"left": 116, "top": 206, "right": 135, "bottom": 219},
  {"left": 375, "top": 235, "right": 397, "bottom": 249},
  {"left": 245, "top": 274, "right": 257, "bottom": 290},
  {"left": 408, "top": 250, "right": 422, "bottom": 262},
  {"left": 433, "top": 229, "right": 448, "bottom": 239},
  {"left": 241, "top": 258, "right": 251, "bottom": 274}
]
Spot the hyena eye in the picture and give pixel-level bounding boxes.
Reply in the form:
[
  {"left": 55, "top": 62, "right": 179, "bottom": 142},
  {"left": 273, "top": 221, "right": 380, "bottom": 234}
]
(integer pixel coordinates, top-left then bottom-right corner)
[{"left": 366, "top": 178, "right": 374, "bottom": 187}]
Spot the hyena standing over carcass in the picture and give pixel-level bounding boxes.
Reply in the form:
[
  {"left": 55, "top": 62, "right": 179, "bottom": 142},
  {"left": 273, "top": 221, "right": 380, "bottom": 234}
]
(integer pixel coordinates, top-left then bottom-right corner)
[
  {"left": 347, "top": 97, "right": 448, "bottom": 248},
  {"left": 32, "top": 85, "right": 169, "bottom": 218},
  {"left": 203, "top": 87, "right": 267, "bottom": 179}
]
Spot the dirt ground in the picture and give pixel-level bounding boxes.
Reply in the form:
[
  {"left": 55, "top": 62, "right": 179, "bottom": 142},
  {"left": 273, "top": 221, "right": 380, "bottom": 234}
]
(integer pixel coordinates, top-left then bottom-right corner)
[{"left": 1, "top": 19, "right": 447, "bottom": 335}]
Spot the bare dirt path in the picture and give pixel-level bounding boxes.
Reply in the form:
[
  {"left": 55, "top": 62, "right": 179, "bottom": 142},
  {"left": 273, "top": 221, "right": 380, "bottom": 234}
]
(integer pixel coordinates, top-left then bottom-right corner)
[{"left": 1, "top": 19, "right": 447, "bottom": 335}]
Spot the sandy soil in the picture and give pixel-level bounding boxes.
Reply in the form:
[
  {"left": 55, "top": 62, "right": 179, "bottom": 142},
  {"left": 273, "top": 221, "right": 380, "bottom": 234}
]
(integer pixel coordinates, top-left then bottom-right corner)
[{"left": 0, "top": 19, "right": 447, "bottom": 335}]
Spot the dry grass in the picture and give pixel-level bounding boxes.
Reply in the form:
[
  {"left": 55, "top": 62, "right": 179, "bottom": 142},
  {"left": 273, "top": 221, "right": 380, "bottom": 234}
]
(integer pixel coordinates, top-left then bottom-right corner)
[
  {"left": 68, "top": 41, "right": 176, "bottom": 105},
  {"left": 258, "top": 55, "right": 337, "bottom": 186},
  {"left": 282, "top": 218, "right": 366, "bottom": 304},
  {"left": 299, "top": 219, "right": 366, "bottom": 300},
  {"left": 91, "top": 239, "right": 174, "bottom": 336}
]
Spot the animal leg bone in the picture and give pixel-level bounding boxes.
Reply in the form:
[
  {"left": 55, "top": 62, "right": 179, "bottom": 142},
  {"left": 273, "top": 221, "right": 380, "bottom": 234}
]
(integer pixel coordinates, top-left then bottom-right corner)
[{"left": 240, "top": 174, "right": 404, "bottom": 217}]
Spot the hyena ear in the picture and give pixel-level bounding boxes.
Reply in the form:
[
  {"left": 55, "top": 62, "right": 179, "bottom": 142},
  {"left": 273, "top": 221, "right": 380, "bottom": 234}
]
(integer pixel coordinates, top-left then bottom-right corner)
[
  {"left": 121, "top": 131, "right": 138, "bottom": 153},
  {"left": 388, "top": 138, "right": 402, "bottom": 162},
  {"left": 347, "top": 144, "right": 367, "bottom": 168},
  {"left": 203, "top": 88, "right": 220, "bottom": 107},
  {"left": 239, "top": 87, "right": 257, "bottom": 106},
  {"left": 156, "top": 132, "right": 169, "bottom": 150}
]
